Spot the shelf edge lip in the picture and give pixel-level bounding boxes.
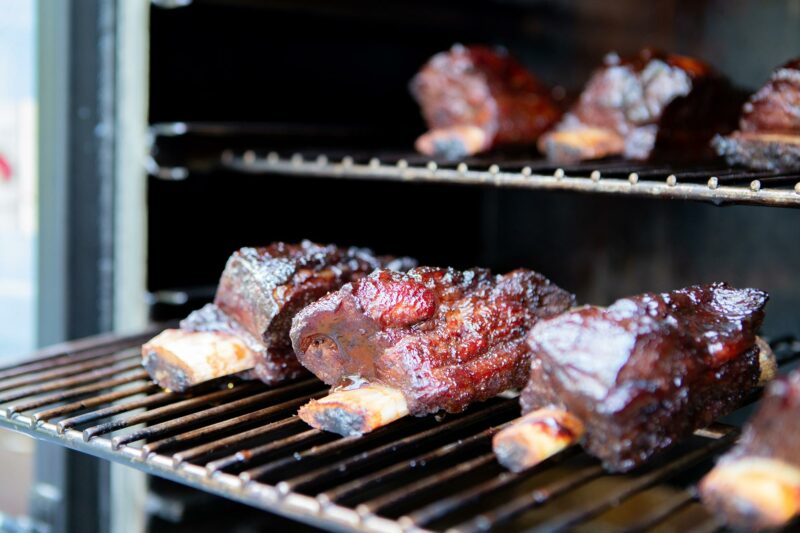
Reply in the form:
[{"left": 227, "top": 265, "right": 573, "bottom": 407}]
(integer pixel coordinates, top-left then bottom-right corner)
[
  {"left": 151, "top": 0, "right": 193, "bottom": 10},
  {"left": 221, "top": 155, "right": 800, "bottom": 208},
  {"left": 0, "top": 414, "right": 426, "bottom": 533}
]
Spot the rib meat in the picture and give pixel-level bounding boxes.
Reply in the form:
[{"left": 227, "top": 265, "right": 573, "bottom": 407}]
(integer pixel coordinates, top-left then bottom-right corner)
[
  {"left": 713, "top": 58, "right": 800, "bottom": 170},
  {"left": 143, "top": 241, "right": 413, "bottom": 391},
  {"left": 700, "top": 369, "right": 800, "bottom": 531},
  {"left": 291, "top": 267, "right": 575, "bottom": 421},
  {"left": 410, "top": 44, "right": 562, "bottom": 159},
  {"left": 539, "top": 48, "right": 738, "bottom": 163},
  {"left": 519, "top": 283, "right": 768, "bottom": 472}
]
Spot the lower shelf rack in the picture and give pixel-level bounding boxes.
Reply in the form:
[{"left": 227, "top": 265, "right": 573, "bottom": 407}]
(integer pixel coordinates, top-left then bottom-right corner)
[{"left": 1, "top": 330, "right": 799, "bottom": 532}]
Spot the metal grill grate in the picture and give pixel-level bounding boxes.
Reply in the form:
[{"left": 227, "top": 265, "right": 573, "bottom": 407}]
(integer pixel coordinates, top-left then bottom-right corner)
[
  {"left": 1, "top": 331, "right": 799, "bottom": 532},
  {"left": 218, "top": 149, "right": 800, "bottom": 208}
]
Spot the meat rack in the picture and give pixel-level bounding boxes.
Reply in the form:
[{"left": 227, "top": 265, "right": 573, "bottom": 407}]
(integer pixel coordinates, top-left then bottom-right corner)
[
  {"left": 1, "top": 330, "right": 798, "bottom": 532},
  {"left": 216, "top": 149, "right": 800, "bottom": 209}
]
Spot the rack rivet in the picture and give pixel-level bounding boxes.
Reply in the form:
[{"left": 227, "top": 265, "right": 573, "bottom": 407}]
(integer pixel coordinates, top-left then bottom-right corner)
[
  {"left": 316, "top": 494, "right": 332, "bottom": 508},
  {"left": 590, "top": 170, "right": 601, "bottom": 181},
  {"left": 489, "top": 164, "right": 500, "bottom": 174},
  {"left": 457, "top": 162, "right": 468, "bottom": 173},
  {"left": 707, "top": 176, "right": 719, "bottom": 190},
  {"left": 316, "top": 155, "right": 328, "bottom": 165},
  {"left": 474, "top": 516, "right": 492, "bottom": 530},
  {"left": 369, "top": 158, "right": 380, "bottom": 168},
  {"left": 342, "top": 156, "right": 354, "bottom": 167},
  {"left": 521, "top": 166, "right": 532, "bottom": 177},
  {"left": 291, "top": 153, "right": 303, "bottom": 165},
  {"left": 355, "top": 504, "right": 373, "bottom": 519},
  {"left": 628, "top": 172, "right": 639, "bottom": 184},
  {"left": 554, "top": 168, "right": 565, "bottom": 179},
  {"left": 750, "top": 179, "right": 761, "bottom": 192},
  {"left": 397, "top": 159, "right": 408, "bottom": 169},
  {"left": 795, "top": 182, "right": 800, "bottom": 194},
  {"left": 666, "top": 174, "right": 677, "bottom": 186},
  {"left": 243, "top": 150, "right": 256, "bottom": 163},
  {"left": 266, "top": 151, "right": 279, "bottom": 163},
  {"left": 397, "top": 516, "right": 415, "bottom": 530},
  {"left": 427, "top": 161, "right": 438, "bottom": 172}
]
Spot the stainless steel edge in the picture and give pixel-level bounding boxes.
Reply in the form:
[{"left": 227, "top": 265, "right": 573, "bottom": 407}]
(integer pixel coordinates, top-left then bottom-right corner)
[
  {"left": 0, "top": 413, "right": 435, "bottom": 533},
  {"left": 222, "top": 153, "right": 800, "bottom": 208}
]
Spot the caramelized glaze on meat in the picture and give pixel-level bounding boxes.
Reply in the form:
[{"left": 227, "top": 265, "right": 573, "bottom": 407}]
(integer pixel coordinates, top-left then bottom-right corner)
[
  {"left": 727, "top": 369, "right": 800, "bottom": 469},
  {"left": 540, "top": 48, "right": 737, "bottom": 163},
  {"left": 700, "top": 370, "right": 800, "bottom": 531},
  {"left": 713, "top": 58, "right": 800, "bottom": 170},
  {"left": 522, "top": 283, "right": 768, "bottom": 472},
  {"left": 740, "top": 59, "right": 800, "bottom": 135},
  {"left": 410, "top": 44, "right": 562, "bottom": 158},
  {"left": 291, "top": 267, "right": 575, "bottom": 415},
  {"left": 186, "top": 241, "right": 414, "bottom": 385}
]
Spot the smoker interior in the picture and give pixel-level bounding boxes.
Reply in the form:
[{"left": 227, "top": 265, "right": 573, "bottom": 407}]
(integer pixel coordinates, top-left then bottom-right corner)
[
  {"left": 2, "top": 333, "right": 799, "bottom": 532},
  {"left": 18, "top": 0, "right": 800, "bottom": 531}
]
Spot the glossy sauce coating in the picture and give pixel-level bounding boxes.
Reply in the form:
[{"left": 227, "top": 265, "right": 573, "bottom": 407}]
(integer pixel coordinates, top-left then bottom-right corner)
[
  {"left": 727, "top": 369, "right": 800, "bottom": 466},
  {"left": 713, "top": 58, "right": 800, "bottom": 171},
  {"left": 410, "top": 44, "right": 562, "bottom": 157},
  {"left": 523, "top": 282, "right": 767, "bottom": 472},
  {"left": 740, "top": 58, "right": 800, "bottom": 135},
  {"left": 699, "top": 369, "right": 800, "bottom": 531},
  {"left": 187, "top": 241, "right": 414, "bottom": 385},
  {"left": 541, "top": 48, "right": 737, "bottom": 162},
  {"left": 291, "top": 266, "right": 575, "bottom": 415}
]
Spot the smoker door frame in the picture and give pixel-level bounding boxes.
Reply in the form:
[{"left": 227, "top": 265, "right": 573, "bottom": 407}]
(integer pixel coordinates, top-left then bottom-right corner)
[{"left": 34, "top": 0, "right": 119, "bottom": 531}]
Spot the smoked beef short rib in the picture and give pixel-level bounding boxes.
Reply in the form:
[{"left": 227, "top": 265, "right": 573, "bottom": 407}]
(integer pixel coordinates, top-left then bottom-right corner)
[
  {"left": 290, "top": 266, "right": 575, "bottom": 435},
  {"left": 713, "top": 58, "right": 800, "bottom": 170},
  {"left": 700, "top": 369, "right": 800, "bottom": 531},
  {"left": 539, "top": 48, "right": 738, "bottom": 163},
  {"left": 516, "top": 283, "right": 768, "bottom": 472},
  {"left": 143, "top": 241, "right": 413, "bottom": 391},
  {"left": 410, "top": 44, "right": 562, "bottom": 158}
]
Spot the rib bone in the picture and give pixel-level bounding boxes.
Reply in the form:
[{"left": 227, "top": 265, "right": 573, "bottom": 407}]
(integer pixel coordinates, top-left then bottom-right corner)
[
  {"left": 700, "top": 457, "right": 800, "bottom": 531},
  {"left": 298, "top": 384, "right": 409, "bottom": 437},
  {"left": 492, "top": 407, "right": 585, "bottom": 472},
  {"left": 142, "top": 329, "right": 257, "bottom": 392}
]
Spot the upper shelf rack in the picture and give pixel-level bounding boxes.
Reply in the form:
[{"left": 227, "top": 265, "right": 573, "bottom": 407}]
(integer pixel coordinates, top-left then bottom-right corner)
[
  {"left": 146, "top": 122, "right": 800, "bottom": 208},
  {"left": 220, "top": 149, "right": 800, "bottom": 208}
]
